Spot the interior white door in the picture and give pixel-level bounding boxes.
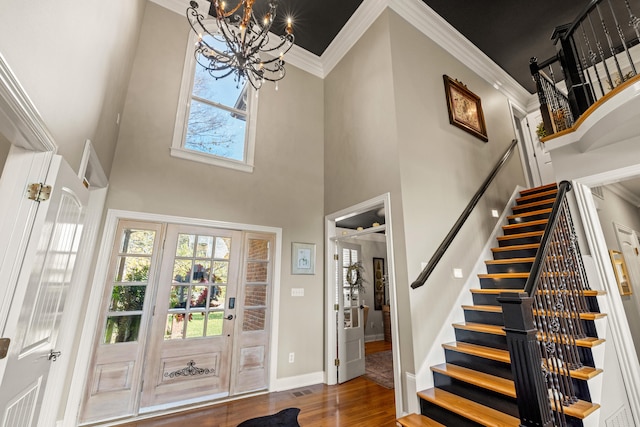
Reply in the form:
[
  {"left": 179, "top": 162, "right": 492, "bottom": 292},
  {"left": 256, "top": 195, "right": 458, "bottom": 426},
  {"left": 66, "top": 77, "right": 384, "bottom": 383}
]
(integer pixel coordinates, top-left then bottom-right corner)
[
  {"left": 0, "top": 155, "right": 88, "bottom": 426},
  {"left": 337, "top": 242, "right": 365, "bottom": 383},
  {"left": 614, "top": 223, "right": 640, "bottom": 290},
  {"left": 525, "top": 111, "right": 555, "bottom": 185}
]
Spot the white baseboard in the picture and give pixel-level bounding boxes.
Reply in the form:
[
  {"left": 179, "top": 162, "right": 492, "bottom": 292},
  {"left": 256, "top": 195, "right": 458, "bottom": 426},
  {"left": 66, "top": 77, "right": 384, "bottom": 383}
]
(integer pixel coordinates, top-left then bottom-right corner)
[
  {"left": 271, "top": 371, "right": 325, "bottom": 392},
  {"left": 405, "top": 372, "right": 419, "bottom": 414},
  {"left": 365, "top": 334, "right": 385, "bottom": 342}
]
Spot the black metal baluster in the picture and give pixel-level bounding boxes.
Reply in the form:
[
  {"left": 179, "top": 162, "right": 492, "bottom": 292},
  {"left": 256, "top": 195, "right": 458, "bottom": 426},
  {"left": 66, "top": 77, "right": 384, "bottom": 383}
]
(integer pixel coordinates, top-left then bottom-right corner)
[
  {"left": 588, "top": 12, "right": 615, "bottom": 89},
  {"left": 581, "top": 24, "right": 606, "bottom": 97},
  {"left": 608, "top": 0, "right": 637, "bottom": 76}
]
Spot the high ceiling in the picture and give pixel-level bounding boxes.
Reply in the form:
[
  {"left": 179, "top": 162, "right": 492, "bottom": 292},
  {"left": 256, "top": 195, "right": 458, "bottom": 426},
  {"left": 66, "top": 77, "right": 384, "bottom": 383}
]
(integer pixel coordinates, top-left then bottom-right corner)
[{"left": 266, "top": 0, "right": 589, "bottom": 93}]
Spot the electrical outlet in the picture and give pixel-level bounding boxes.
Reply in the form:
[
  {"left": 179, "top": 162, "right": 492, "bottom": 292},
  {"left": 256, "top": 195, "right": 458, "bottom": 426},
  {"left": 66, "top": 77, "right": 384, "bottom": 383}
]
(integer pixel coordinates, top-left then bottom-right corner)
[
  {"left": 291, "top": 288, "right": 304, "bottom": 297},
  {"left": 289, "top": 352, "right": 295, "bottom": 363}
]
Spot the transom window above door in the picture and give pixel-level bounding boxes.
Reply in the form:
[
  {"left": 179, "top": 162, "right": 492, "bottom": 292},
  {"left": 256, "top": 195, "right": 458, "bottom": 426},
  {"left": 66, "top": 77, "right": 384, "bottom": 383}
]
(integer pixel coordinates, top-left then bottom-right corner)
[{"left": 171, "top": 32, "right": 258, "bottom": 173}]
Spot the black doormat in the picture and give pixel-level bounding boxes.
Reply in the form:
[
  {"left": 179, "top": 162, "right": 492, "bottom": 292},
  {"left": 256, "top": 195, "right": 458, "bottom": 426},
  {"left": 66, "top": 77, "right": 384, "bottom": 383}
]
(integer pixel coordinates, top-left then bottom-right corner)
[
  {"left": 365, "top": 350, "right": 394, "bottom": 389},
  {"left": 237, "top": 407, "right": 301, "bottom": 426}
]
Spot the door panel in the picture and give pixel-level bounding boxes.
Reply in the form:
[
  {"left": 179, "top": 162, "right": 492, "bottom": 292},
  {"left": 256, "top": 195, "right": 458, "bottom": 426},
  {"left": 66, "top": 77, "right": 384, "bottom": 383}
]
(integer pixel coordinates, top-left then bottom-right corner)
[
  {"left": 337, "top": 242, "right": 365, "bottom": 383},
  {"left": 139, "top": 224, "right": 242, "bottom": 410},
  {"left": 0, "top": 155, "right": 88, "bottom": 426},
  {"left": 614, "top": 223, "right": 640, "bottom": 290}
]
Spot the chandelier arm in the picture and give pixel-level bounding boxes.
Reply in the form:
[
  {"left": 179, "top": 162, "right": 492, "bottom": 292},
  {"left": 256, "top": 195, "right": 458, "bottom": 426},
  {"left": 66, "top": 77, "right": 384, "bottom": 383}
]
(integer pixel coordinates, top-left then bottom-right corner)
[{"left": 214, "top": 0, "right": 243, "bottom": 19}]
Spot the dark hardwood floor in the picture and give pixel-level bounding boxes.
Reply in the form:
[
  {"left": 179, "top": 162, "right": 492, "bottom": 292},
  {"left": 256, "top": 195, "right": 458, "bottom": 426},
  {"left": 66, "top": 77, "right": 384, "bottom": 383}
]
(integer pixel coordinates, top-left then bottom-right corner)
[{"left": 112, "top": 341, "right": 396, "bottom": 427}]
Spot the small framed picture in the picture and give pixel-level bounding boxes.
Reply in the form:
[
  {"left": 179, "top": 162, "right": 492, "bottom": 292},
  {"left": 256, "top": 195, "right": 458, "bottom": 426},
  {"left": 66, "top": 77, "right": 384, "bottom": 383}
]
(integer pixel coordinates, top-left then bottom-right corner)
[
  {"left": 609, "top": 250, "right": 633, "bottom": 295},
  {"left": 443, "top": 74, "right": 488, "bottom": 142},
  {"left": 292, "top": 242, "right": 316, "bottom": 275}
]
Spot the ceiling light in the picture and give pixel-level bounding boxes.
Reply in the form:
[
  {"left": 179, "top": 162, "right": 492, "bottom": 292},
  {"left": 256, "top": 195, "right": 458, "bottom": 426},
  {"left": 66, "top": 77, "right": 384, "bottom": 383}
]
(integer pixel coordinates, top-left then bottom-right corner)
[{"left": 186, "top": 0, "right": 294, "bottom": 90}]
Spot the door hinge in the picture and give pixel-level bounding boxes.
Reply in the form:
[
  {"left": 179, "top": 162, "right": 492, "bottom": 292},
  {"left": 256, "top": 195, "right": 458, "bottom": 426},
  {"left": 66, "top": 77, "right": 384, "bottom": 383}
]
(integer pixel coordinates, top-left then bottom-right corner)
[
  {"left": 334, "top": 304, "right": 339, "bottom": 311},
  {"left": 27, "top": 183, "right": 52, "bottom": 202},
  {"left": 334, "top": 254, "right": 339, "bottom": 261},
  {"left": 334, "top": 358, "right": 340, "bottom": 367},
  {"left": 0, "top": 338, "right": 10, "bottom": 359}
]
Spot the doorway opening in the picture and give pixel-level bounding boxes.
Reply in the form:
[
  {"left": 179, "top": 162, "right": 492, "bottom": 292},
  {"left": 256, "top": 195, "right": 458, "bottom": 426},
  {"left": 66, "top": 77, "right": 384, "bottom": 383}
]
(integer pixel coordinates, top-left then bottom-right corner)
[{"left": 325, "top": 193, "right": 402, "bottom": 416}]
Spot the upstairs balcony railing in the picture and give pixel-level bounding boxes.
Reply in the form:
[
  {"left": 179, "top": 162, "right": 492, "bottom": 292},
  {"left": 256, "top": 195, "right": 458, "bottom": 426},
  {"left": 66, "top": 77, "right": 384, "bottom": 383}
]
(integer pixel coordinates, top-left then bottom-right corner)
[{"left": 531, "top": 0, "right": 640, "bottom": 137}]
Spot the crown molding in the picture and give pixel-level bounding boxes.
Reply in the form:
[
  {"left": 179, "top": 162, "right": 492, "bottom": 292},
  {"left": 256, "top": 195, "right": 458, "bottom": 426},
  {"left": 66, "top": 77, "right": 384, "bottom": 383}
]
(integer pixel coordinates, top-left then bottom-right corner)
[
  {"left": 607, "top": 182, "right": 640, "bottom": 207},
  {"left": 150, "top": 0, "right": 536, "bottom": 109}
]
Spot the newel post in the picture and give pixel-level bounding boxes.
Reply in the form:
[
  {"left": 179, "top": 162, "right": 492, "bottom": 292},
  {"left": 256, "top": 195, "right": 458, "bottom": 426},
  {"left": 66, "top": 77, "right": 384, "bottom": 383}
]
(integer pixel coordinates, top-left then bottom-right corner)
[{"left": 498, "top": 292, "right": 554, "bottom": 427}]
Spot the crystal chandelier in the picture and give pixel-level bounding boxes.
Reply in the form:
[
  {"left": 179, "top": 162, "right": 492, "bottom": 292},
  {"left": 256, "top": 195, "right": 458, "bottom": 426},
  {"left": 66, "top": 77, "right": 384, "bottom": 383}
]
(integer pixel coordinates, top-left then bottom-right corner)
[{"left": 186, "top": 0, "right": 294, "bottom": 90}]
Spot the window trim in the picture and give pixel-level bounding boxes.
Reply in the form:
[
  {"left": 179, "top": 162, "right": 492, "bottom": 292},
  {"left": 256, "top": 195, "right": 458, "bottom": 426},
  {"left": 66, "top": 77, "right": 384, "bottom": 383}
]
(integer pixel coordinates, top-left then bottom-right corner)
[{"left": 171, "top": 27, "right": 258, "bottom": 173}]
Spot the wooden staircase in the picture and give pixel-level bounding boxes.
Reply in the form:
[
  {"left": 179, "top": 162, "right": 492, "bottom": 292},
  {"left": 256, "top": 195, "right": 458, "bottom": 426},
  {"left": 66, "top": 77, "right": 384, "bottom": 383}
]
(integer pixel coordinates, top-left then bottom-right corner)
[{"left": 398, "top": 183, "right": 604, "bottom": 427}]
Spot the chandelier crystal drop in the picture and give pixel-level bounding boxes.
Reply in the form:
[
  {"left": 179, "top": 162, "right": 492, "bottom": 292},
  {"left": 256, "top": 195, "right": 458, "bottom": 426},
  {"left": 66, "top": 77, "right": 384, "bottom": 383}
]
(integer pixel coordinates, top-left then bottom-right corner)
[{"left": 186, "top": 0, "right": 294, "bottom": 90}]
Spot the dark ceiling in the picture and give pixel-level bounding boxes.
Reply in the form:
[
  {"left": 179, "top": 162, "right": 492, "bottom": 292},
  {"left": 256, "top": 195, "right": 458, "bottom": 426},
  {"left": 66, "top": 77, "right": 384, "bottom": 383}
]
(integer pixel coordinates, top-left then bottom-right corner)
[{"left": 267, "top": 0, "right": 590, "bottom": 93}]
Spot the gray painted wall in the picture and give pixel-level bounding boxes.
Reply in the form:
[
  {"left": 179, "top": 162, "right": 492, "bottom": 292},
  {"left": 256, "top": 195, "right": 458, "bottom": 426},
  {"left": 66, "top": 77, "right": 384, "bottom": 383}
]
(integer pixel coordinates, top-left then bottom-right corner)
[
  {"left": 596, "top": 186, "right": 640, "bottom": 357},
  {"left": 106, "top": 3, "right": 325, "bottom": 380},
  {"left": 0, "top": 0, "right": 145, "bottom": 174},
  {"left": 0, "top": 133, "right": 10, "bottom": 175}
]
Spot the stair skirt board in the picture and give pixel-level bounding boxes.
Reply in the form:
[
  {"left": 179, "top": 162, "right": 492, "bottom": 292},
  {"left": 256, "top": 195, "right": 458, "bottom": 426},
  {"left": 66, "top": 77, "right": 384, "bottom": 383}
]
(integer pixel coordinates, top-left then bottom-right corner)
[{"left": 409, "top": 183, "right": 603, "bottom": 427}]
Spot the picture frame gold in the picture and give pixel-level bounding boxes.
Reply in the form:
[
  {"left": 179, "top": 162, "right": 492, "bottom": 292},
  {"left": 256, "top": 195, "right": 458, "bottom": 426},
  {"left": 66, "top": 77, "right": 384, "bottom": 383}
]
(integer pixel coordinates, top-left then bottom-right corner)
[
  {"left": 609, "top": 249, "right": 633, "bottom": 295},
  {"left": 443, "top": 75, "right": 488, "bottom": 142}
]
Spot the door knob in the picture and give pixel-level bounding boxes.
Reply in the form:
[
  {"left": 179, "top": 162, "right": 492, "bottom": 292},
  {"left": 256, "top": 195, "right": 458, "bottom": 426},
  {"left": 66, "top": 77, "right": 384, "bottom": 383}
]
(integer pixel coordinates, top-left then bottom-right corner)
[
  {"left": 48, "top": 350, "right": 62, "bottom": 362},
  {"left": 226, "top": 314, "right": 234, "bottom": 320}
]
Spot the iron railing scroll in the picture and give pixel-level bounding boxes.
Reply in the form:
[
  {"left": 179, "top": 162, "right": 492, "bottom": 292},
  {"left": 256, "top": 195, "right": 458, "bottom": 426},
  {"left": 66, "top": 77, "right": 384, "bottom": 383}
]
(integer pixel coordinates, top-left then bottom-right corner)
[
  {"left": 499, "top": 181, "right": 593, "bottom": 427},
  {"left": 410, "top": 139, "right": 518, "bottom": 289},
  {"left": 532, "top": 0, "right": 640, "bottom": 137}
]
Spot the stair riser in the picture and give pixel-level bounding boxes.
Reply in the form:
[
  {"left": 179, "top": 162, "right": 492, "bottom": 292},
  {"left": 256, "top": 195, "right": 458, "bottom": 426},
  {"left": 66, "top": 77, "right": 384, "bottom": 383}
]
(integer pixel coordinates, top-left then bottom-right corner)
[
  {"left": 502, "top": 222, "right": 547, "bottom": 235},
  {"left": 463, "top": 309, "right": 504, "bottom": 326},
  {"left": 454, "top": 329, "right": 508, "bottom": 351},
  {"left": 516, "top": 193, "right": 557, "bottom": 205},
  {"left": 512, "top": 200, "right": 555, "bottom": 213},
  {"left": 480, "top": 276, "right": 528, "bottom": 289},
  {"left": 508, "top": 211, "right": 551, "bottom": 224},
  {"left": 472, "top": 293, "right": 601, "bottom": 309},
  {"left": 444, "top": 349, "right": 513, "bottom": 380},
  {"left": 486, "top": 261, "right": 533, "bottom": 274},
  {"left": 498, "top": 235, "right": 542, "bottom": 247},
  {"left": 432, "top": 372, "right": 519, "bottom": 417},
  {"left": 492, "top": 248, "right": 538, "bottom": 260},
  {"left": 419, "top": 399, "right": 484, "bottom": 427}
]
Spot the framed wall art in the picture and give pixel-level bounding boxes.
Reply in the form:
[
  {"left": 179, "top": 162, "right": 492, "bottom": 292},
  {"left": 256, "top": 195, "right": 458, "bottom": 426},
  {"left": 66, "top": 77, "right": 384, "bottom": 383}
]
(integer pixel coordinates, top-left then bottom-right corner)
[
  {"left": 292, "top": 242, "right": 316, "bottom": 275},
  {"left": 373, "top": 257, "right": 386, "bottom": 310},
  {"left": 443, "top": 74, "right": 488, "bottom": 142},
  {"left": 609, "top": 249, "right": 633, "bottom": 295}
]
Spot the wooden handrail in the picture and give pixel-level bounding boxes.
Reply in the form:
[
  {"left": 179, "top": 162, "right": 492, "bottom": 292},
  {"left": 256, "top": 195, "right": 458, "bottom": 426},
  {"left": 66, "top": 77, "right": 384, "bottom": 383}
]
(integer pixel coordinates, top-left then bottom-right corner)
[
  {"left": 523, "top": 180, "right": 572, "bottom": 296},
  {"left": 411, "top": 139, "right": 519, "bottom": 289}
]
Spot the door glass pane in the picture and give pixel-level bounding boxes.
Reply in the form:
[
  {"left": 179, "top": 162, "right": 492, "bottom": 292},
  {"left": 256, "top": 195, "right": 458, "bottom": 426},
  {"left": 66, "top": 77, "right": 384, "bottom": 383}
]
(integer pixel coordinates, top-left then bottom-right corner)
[
  {"left": 191, "top": 286, "right": 208, "bottom": 308},
  {"left": 244, "top": 285, "right": 267, "bottom": 307},
  {"left": 169, "top": 285, "right": 190, "bottom": 310},
  {"left": 206, "top": 312, "right": 224, "bottom": 336},
  {"left": 176, "top": 234, "right": 195, "bottom": 257},
  {"left": 196, "top": 235, "right": 214, "bottom": 258},
  {"left": 214, "top": 237, "right": 231, "bottom": 259},
  {"left": 165, "top": 314, "right": 185, "bottom": 340},
  {"left": 247, "top": 239, "right": 269, "bottom": 260},
  {"left": 351, "top": 308, "right": 359, "bottom": 328},
  {"left": 120, "top": 229, "right": 155, "bottom": 254},
  {"left": 186, "top": 313, "right": 205, "bottom": 338},
  {"left": 191, "top": 261, "right": 211, "bottom": 283},
  {"left": 104, "top": 315, "right": 142, "bottom": 343},
  {"left": 115, "top": 257, "right": 151, "bottom": 282},
  {"left": 246, "top": 262, "right": 267, "bottom": 282},
  {"left": 210, "top": 285, "right": 226, "bottom": 308},
  {"left": 172, "top": 259, "right": 192, "bottom": 283},
  {"left": 110, "top": 285, "right": 146, "bottom": 311},
  {"left": 213, "top": 261, "right": 229, "bottom": 283},
  {"left": 243, "top": 308, "right": 265, "bottom": 331}
]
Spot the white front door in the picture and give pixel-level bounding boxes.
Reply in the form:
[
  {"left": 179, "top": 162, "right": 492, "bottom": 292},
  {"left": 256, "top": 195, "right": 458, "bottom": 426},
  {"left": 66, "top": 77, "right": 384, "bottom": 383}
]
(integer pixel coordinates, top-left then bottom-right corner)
[
  {"left": 525, "top": 111, "right": 555, "bottom": 185},
  {"left": 337, "top": 242, "right": 365, "bottom": 383},
  {"left": 614, "top": 223, "right": 640, "bottom": 290},
  {"left": 0, "top": 155, "right": 88, "bottom": 426}
]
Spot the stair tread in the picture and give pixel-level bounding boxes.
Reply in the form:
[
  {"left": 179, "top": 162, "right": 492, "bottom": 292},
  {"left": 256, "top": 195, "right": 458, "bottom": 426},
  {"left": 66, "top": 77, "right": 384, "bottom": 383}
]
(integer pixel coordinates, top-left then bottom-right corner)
[
  {"left": 516, "top": 189, "right": 558, "bottom": 203},
  {"left": 453, "top": 322, "right": 605, "bottom": 348},
  {"left": 502, "top": 219, "right": 548, "bottom": 231},
  {"left": 507, "top": 208, "right": 552, "bottom": 220},
  {"left": 432, "top": 363, "right": 515, "bottom": 398},
  {"left": 497, "top": 230, "right": 545, "bottom": 241},
  {"left": 418, "top": 388, "right": 520, "bottom": 427},
  {"left": 396, "top": 413, "right": 445, "bottom": 427},
  {"left": 463, "top": 304, "right": 607, "bottom": 321},
  {"left": 491, "top": 243, "right": 540, "bottom": 252},
  {"left": 519, "top": 183, "right": 558, "bottom": 196},
  {"left": 559, "top": 400, "right": 601, "bottom": 419},
  {"left": 443, "top": 341, "right": 603, "bottom": 380},
  {"left": 485, "top": 257, "right": 535, "bottom": 265}
]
